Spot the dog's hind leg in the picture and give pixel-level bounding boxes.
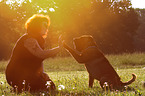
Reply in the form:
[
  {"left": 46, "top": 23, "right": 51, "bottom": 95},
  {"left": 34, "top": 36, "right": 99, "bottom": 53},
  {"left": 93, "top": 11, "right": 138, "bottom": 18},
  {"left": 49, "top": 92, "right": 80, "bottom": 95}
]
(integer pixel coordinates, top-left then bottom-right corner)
[
  {"left": 99, "top": 77, "right": 108, "bottom": 89},
  {"left": 89, "top": 74, "right": 94, "bottom": 88},
  {"left": 99, "top": 75, "right": 113, "bottom": 90}
]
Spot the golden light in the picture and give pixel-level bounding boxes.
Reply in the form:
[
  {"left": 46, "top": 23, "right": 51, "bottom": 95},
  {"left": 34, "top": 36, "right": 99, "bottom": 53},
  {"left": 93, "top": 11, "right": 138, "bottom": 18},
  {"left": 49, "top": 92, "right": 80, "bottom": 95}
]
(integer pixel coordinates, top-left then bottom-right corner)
[
  {"left": 49, "top": 8, "right": 55, "bottom": 12},
  {"left": 5, "top": 0, "right": 31, "bottom": 6},
  {"left": 6, "top": 0, "right": 24, "bottom": 5},
  {"left": 131, "top": 0, "right": 145, "bottom": 9}
]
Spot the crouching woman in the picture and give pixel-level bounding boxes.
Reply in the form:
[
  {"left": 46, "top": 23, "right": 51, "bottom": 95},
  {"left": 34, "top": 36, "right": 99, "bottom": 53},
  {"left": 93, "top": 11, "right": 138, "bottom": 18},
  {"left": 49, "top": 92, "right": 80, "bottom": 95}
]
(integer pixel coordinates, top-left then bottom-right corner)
[{"left": 5, "top": 14, "right": 62, "bottom": 93}]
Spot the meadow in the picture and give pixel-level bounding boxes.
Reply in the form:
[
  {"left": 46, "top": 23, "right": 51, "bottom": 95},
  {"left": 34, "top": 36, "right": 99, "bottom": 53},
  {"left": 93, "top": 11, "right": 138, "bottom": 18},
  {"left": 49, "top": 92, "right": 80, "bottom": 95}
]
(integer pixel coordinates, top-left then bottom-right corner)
[{"left": 0, "top": 52, "right": 145, "bottom": 95}]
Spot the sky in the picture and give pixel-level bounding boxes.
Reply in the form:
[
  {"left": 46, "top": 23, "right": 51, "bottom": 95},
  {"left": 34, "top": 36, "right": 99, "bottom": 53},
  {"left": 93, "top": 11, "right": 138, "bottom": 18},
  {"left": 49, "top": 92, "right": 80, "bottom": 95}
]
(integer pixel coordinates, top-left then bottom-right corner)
[{"left": 131, "top": 0, "right": 145, "bottom": 9}]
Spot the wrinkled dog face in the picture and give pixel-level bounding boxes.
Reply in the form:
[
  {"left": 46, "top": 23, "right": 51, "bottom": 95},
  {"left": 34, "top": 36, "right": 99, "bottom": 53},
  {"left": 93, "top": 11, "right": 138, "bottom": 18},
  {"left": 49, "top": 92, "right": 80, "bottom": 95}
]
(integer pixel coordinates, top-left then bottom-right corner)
[{"left": 73, "top": 35, "right": 95, "bottom": 52}]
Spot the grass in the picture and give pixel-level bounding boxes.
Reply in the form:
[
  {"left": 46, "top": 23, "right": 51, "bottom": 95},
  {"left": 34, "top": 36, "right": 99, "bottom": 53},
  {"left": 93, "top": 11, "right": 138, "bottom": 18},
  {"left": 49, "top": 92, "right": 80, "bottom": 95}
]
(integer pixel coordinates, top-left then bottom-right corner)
[{"left": 0, "top": 52, "right": 145, "bottom": 95}]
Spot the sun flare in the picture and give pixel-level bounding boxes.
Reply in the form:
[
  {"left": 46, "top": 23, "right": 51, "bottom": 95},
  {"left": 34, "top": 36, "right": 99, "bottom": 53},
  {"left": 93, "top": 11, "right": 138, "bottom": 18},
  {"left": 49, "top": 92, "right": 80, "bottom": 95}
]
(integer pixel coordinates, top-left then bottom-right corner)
[
  {"left": 5, "top": 0, "right": 31, "bottom": 5},
  {"left": 131, "top": 0, "right": 145, "bottom": 9}
]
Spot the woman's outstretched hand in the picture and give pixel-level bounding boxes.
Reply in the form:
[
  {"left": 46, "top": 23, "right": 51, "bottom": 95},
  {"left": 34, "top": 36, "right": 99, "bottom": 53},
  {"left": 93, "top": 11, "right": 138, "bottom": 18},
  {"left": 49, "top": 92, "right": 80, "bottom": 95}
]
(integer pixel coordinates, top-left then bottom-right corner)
[{"left": 58, "top": 35, "right": 64, "bottom": 49}]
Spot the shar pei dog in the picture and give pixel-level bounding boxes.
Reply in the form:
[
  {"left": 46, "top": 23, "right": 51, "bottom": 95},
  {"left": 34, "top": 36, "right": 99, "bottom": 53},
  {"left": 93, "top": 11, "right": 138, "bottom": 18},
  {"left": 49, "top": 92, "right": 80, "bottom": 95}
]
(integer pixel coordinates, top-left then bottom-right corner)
[{"left": 63, "top": 35, "right": 136, "bottom": 90}]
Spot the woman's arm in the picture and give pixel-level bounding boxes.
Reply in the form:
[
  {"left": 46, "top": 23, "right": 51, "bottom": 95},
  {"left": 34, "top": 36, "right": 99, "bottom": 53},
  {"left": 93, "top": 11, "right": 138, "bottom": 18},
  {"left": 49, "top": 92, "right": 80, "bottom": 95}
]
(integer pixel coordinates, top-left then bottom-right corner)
[{"left": 24, "top": 38, "right": 60, "bottom": 59}]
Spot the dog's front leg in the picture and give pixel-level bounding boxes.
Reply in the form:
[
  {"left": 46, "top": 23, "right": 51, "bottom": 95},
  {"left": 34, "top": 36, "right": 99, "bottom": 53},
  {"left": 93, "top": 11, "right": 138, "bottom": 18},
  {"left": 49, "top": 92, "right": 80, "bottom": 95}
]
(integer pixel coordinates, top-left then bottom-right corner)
[{"left": 89, "top": 75, "right": 94, "bottom": 88}]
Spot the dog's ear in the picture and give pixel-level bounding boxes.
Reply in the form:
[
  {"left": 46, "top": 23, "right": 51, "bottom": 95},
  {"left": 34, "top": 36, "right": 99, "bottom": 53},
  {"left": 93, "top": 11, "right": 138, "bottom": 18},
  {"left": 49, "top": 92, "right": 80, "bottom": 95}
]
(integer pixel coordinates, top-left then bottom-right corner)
[{"left": 86, "top": 36, "right": 97, "bottom": 47}]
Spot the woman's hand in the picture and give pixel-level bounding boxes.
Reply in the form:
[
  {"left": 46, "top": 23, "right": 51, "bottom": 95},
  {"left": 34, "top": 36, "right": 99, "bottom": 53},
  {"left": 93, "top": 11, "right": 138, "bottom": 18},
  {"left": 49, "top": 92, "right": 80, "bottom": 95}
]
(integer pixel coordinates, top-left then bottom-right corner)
[{"left": 58, "top": 35, "right": 64, "bottom": 49}]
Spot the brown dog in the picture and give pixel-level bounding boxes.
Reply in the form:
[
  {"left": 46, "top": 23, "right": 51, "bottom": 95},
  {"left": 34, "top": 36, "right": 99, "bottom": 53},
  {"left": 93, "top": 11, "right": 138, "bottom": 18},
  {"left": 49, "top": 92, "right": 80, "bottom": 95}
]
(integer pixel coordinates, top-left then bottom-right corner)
[{"left": 63, "top": 35, "right": 136, "bottom": 90}]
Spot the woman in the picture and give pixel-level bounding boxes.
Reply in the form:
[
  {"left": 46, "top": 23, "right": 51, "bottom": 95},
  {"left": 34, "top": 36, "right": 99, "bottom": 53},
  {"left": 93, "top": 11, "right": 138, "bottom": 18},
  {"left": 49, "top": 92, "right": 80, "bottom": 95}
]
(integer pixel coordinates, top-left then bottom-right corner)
[{"left": 5, "top": 14, "right": 62, "bottom": 93}]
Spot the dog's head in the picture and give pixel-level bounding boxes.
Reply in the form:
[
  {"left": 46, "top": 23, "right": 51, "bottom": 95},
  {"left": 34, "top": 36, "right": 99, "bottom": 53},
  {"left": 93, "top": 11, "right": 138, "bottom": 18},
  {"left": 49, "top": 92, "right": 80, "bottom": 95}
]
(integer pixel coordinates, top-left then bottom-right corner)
[{"left": 73, "top": 35, "right": 97, "bottom": 52}]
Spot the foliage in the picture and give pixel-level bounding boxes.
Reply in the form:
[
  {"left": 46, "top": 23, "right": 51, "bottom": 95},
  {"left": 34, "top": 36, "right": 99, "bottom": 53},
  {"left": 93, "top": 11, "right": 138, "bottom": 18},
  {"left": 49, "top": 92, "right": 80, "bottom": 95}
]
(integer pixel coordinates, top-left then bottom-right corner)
[
  {"left": 78, "top": 0, "right": 139, "bottom": 53},
  {"left": 134, "top": 9, "right": 145, "bottom": 52},
  {"left": 0, "top": 0, "right": 141, "bottom": 59},
  {"left": 0, "top": 3, "right": 20, "bottom": 60}
]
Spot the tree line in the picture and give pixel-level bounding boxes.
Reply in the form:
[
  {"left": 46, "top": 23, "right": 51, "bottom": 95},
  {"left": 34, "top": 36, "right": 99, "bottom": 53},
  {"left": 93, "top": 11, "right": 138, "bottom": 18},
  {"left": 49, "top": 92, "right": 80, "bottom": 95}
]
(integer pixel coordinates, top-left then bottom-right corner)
[{"left": 0, "top": 0, "right": 144, "bottom": 60}]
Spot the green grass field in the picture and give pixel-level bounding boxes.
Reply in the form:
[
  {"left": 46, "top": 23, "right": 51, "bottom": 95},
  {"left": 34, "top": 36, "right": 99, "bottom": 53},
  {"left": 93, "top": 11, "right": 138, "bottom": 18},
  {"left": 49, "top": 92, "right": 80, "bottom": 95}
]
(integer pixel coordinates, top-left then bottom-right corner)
[{"left": 0, "top": 53, "right": 145, "bottom": 95}]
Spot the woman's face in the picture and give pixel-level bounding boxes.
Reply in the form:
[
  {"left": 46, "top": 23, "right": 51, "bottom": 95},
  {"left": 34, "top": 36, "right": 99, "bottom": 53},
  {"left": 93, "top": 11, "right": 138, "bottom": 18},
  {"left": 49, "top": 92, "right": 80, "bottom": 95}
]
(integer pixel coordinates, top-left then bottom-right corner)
[{"left": 40, "top": 21, "right": 48, "bottom": 38}]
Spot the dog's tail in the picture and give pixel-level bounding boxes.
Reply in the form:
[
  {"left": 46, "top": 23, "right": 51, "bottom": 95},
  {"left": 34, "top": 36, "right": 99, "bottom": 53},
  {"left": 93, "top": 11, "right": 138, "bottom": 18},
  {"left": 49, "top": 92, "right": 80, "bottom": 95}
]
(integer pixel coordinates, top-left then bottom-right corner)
[{"left": 121, "top": 73, "right": 136, "bottom": 86}]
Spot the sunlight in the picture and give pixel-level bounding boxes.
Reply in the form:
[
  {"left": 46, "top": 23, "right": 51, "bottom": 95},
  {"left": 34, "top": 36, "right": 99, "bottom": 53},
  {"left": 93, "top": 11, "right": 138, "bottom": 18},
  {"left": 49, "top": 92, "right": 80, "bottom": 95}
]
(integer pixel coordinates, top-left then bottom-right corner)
[
  {"left": 38, "top": 8, "right": 48, "bottom": 13},
  {"left": 131, "top": 0, "right": 145, "bottom": 9},
  {"left": 6, "top": 0, "right": 15, "bottom": 5},
  {"left": 6, "top": 0, "right": 31, "bottom": 5},
  {"left": 6, "top": 0, "right": 24, "bottom": 5},
  {"left": 49, "top": 8, "right": 55, "bottom": 12}
]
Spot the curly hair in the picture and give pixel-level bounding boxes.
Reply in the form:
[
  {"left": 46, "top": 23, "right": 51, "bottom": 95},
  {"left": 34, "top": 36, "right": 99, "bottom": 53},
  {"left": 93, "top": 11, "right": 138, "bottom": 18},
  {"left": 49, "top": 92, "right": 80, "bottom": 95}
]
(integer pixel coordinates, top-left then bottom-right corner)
[{"left": 25, "top": 14, "right": 50, "bottom": 35}]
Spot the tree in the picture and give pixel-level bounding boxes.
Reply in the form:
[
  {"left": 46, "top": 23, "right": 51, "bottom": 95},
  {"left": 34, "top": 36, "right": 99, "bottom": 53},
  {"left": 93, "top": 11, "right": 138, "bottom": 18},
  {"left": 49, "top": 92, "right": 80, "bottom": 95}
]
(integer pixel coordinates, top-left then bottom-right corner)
[
  {"left": 134, "top": 9, "right": 145, "bottom": 51},
  {"left": 52, "top": 0, "right": 139, "bottom": 54},
  {"left": 0, "top": 0, "right": 140, "bottom": 59},
  {"left": 0, "top": 2, "right": 21, "bottom": 60},
  {"left": 75, "top": 0, "right": 140, "bottom": 54}
]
